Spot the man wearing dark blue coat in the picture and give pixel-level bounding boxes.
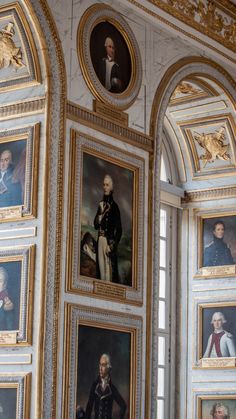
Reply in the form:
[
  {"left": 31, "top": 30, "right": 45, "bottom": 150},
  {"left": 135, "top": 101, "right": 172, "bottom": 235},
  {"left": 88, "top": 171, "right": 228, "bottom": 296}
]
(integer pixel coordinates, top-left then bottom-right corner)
[
  {"left": 85, "top": 354, "right": 126, "bottom": 419},
  {"left": 97, "top": 37, "right": 123, "bottom": 93},
  {"left": 0, "top": 149, "right": 22, "bottom": 208},
  {"left": 203, "top": 221, "right": 234, "bottom": 267},
  {"left": 94, "top": 174, "right": 122, "bottom": 282}
]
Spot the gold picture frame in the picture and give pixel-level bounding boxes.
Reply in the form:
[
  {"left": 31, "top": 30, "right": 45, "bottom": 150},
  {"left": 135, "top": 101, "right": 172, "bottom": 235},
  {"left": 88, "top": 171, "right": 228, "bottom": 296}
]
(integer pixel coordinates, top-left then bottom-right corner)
[
  {"left": 63, "top": 303, "right": 142, "bottom": 419},
  {"left": 197, "top": 301, "right": 236, "bottom": 369},
  {"left": 66, "top": 130, "right": 145, "bottom": 305},
  {"left": 195, "top": 211, "right": 236, "bottom": 278},
  {"left": 0, "top": 373, "right": 31, "bottom": 419},
  {"left": 0, "top": 245, "right": 35, "bottom": 346},
  {"left": 77, "top": 3, "right": 142, "bottom": 110},
  {"left": 196, "top": 393, "right": 236, "bottom": 419},
  {"left": 0, "top": 123, "right": 39, "bottom": 222}
]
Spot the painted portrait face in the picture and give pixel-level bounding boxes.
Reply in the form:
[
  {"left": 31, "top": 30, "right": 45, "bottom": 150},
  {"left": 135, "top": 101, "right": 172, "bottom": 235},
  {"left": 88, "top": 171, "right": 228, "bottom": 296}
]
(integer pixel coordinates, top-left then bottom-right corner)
[
  {"left": 99, "top": 355, "right": 110, "bottom": 378},
  {"left": 212, "top": 313, "right": 224, "bottom": 331},
  {"left": 103, "top": 175, "right": 113, "bottom": 196},
  {"left": 0, "top": 150, "right": 12, "bottom": 172},
  {"left": 213, "top": 405, "right": 227, "bottom": 418},
  {"left": 213, "top": 223, "right": 225, "bottom": 239},
  {"left": 105, "top": 37, "right": 115, "bottom": 60}
]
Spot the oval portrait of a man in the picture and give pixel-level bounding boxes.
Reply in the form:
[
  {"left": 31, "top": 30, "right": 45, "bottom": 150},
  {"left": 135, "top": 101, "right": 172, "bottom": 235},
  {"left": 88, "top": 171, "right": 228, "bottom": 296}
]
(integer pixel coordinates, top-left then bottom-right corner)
[{"left": 90, "top": 21, "right": 132, "bottom": 94}]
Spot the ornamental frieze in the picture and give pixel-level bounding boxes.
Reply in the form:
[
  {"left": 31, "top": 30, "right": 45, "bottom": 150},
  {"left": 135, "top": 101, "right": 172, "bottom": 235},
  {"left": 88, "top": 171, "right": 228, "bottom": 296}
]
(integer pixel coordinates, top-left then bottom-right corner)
[{"left": 136, "top": 0, "right": 236, "bottom": 53}]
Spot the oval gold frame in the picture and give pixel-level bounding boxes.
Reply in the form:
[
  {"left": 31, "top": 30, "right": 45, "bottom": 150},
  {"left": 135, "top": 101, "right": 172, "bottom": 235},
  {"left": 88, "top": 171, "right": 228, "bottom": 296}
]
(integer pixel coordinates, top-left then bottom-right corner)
[{"left": 77, "top": 3, "right": 142, "bottom": 110}]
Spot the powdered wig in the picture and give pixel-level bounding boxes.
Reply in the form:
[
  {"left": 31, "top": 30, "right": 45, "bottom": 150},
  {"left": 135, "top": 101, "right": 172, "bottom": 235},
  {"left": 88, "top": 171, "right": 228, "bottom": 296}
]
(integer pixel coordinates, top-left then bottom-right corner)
[
  {"left": 104, "top": 37, "right": 114, "bottom": 48},
  {"left": 210, "top": 402, "right": 230, "bottom": 418},
  {"left": 211, "top": 312, "right": 227, "bottom": 324},
  {"left": 100, "top": 353, "right": 112, "bottom": 369},
  {"left": 104, "top": 174, "right": 113, "bottom": 191}
]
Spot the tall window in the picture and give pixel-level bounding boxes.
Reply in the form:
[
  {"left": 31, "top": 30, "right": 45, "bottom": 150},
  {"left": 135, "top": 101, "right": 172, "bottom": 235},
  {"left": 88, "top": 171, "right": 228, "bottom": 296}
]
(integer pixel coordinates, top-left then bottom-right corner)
[{"left": 157, "top": 204, "right": 177, "bottom": 419}]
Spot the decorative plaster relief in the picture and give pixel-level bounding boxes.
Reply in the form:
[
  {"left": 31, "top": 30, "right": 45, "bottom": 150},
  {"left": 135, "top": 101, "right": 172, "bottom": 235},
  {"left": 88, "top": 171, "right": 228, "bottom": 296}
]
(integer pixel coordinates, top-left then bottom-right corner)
[
  {"left": 0, "top": 3, "right": 41, "bottom": 91},
  {"left": 178, "top": 115, "right": 236, "bottom": 179},
  {"left": 145, "top": 0, "right": 236, "bottom": 53},
  {"left": 169, "top": 77, "right": 218, "bottom": 106}
]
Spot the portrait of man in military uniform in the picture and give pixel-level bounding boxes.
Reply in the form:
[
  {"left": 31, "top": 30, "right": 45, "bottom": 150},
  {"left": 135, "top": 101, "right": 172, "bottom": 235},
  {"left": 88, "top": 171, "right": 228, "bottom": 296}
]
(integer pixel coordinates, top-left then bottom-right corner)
[
  {"left": 76, "top": 324, "right": 131, "bottom": 419},
  {"left": 80, "top": 152, "right": 134, "bottom": 286},
  {"left": 202, "top": 216, "right": 236, "bottom": 268},
  {"left": 0, "top": 139, "right": 26, "bottom": 209},
  {"left": 201, "top": 305, "right": 236, "bottom": 361},
  {"left": 90, "top": 21, "right": 131, "bottom": 94}
]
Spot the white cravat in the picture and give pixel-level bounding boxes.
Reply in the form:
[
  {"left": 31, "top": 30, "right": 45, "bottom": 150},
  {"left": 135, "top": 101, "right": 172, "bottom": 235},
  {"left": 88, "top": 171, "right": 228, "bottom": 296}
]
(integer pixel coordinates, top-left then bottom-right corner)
[
  {"left": 0, "top": 171, "right": 6, "bottom": 182},
  {"left": 105, "top": 58, "right": 114, "bottom": 90}
]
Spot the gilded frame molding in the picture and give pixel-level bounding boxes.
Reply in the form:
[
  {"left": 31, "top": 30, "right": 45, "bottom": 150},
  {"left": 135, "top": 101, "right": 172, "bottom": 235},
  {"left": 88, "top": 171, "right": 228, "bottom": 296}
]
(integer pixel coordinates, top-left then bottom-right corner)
[
  {"left": 192, "top": 389, "right": 236, "bottom": 419},
  {"left": 66, "top": 129, "right": 145, "bottom": 305},
  {"left": 0, "top": 245, "right": 35, "bottom": 346},
  {"left": 77, "top": 3, "right": 142, "bottom": 110},
  {"left": 0, "top": 3, "right": 41, "bottom": 92},
  {"left": 63, "top": 303, "right": 142, "bottom": 419},
  {"left": 195, "top": 210, "right": 236, "bottom": 279},
  {"left": 0, "top": 373, "right": 31, "bottom": 419},
  {"left": 196, "top": 394, "right": 236, "bottom": 419},
  {"left": 0, "top": 123, "right": 40, "bottom": 222},
  {"left": 194, "top": 299, "right": 236, "bottom": 369}
]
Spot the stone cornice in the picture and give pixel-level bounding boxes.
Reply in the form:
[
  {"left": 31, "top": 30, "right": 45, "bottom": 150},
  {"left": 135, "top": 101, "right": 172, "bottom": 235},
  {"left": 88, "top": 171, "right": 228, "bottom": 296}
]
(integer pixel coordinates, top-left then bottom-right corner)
[
  {"left": 0, "top": 97, "right": 45, "bottom": 120},
  {"left": 182, "top": 185, "right": 236, "bottom": 202},
  {"left": 67, "top": 101, "right": 153, "bottom": 152}
]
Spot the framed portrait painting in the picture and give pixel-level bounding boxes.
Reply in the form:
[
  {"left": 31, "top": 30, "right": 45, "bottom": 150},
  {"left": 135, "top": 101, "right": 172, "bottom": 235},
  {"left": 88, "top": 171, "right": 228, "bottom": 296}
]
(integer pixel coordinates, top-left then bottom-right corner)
[
  {"left": 196, "top": 212, "right": 236, "bottom": 278},
  {"left": 197, "top": 301, "right": 236, "bottom": 368},
  {"left": 63, "top": 304, "right": 142, "bottom": 419},
  {"left": 0, "top": 373, "right": 31, "bottom": 419},
  {"left": 77, "top": 4, "right": 142, "bottom": 109},
  {"left": 0, "top": 246, "right": 35, "bottom": 346},
  {"left": 67, "top": 130, "right": 145, "bottom": 305},
  {"left": 0, "top": 124, "right": 39, "bottom": 222},
  {"left": 197, "top": 395, "right": 236, "bottom": 419}
]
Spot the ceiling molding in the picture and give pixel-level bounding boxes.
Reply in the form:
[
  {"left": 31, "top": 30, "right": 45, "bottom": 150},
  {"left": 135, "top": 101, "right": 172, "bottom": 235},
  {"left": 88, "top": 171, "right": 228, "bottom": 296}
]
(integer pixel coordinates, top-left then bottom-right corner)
[
  {"left": 127, "top": 0, "right": 236, "bottom": 63},
  {"left": 182, "top": 185, "right": 236, "bottom": 202}
]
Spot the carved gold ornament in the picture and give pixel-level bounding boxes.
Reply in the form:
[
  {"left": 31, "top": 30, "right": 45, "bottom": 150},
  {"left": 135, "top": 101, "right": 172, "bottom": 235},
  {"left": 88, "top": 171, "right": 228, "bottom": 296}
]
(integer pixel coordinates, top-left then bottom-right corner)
[
  {"left": 193, "top": 126, "right": 231, "bottom": 167},
  {"left": 171, "top": 81, "right": 202, "bottom": 99},
  {"left": 0, "top": 22, "right": 25, "bottom": 70},
  {"left": 142, "top": 0, "right": 236, "bottom": 53},
  {"left": 166, "top": 0, "right": 234, "bottom": 38}
]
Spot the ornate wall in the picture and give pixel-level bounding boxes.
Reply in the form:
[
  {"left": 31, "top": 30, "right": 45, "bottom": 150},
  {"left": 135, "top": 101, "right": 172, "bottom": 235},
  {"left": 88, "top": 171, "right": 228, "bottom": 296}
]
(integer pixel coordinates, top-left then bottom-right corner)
[{"left": 0, "top": 0, "right": 235, "bottom": 418}]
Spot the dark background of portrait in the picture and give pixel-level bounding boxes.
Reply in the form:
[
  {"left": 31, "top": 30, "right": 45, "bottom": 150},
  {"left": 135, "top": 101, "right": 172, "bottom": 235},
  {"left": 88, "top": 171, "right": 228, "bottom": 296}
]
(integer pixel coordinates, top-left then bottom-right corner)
[
  {"left": 90, "top": 21, "right": 132, "bottom": 93},
  {"left": 80, "top": 152, "right": 134, "bottom": 286},
  {"left": 203, "top": 216, "right": 236, "bottom": 264},
  {"left": 0, "top": 387, "right": 17, "bottom": 418},
  {"left": 201, "top": 398, "right": 236, "bottom": 418},
  {"left": 77, "top": 324, "right": 131, "bottom": 419},
  {"left": 0, "top": 261, "right": 22, "bottom": 331},
  {"left": 0, "top": 139, "right": 27, "bottom": 207},
  {"left": 202, "top": 306, "right": 236, "bottom": 357}
]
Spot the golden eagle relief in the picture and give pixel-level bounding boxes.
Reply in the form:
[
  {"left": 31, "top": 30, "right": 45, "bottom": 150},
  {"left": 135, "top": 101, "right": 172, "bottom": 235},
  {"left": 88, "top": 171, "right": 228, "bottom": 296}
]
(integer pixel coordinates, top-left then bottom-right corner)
[
  {"left": 0, "top": 22, "right": 25, "bottom": 70},
  {"left": 193, "top": 126, "right": 231, "bottom": 167}
]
